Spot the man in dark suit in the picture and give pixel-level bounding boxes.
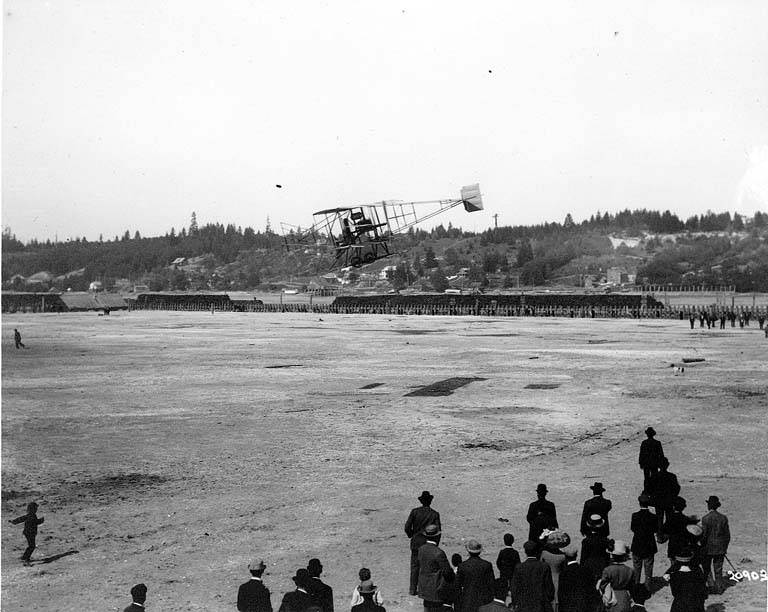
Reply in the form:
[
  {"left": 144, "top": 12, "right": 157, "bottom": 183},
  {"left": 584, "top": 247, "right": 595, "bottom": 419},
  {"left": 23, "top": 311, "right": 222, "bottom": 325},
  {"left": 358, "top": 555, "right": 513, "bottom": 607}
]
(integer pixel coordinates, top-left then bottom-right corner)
[
  {"left": 510, "top": 541, "right": 555, "bottom": 612},
  {"left": 417, "top": 524, "right": 453, "bottom": 612},
  {"left": 456, "top": 539, "right": 495, "bottom": 612},
  {"left": 123, "top": 584, "right": 147, "bottom": 612},
  {"left": 238, "top": 559, "right": 273, "bottom": 612},
  {"left": 639, "top": 427, "right": 665, "bottom": 490},
  {"left": 661, "top": 497, "right": 699, "bottom": 564},
  {"left": 579, "top": 482, "right": 612, "bottom": 537},
  {"left": 648, "top": 457, "right": 680, "bottom": 531},
  {"left": 557, "top": 545, "right": 593, "bottom": 612},
  {"left": 700, "top": 495, "right": 730, "bottom": 593},
  {"left": 278, "top": 569, "right": 315, "bottom": 612},
  {"left": 496, "top": 533, "right": 520, "bottom": 596},
  {"left": 478, "top": 579, "right": 511, "bottom": 612},
  {"left": 630, "top": 494, "right": 657, "bottom": 590},
  {"left": 306, "top": 558, "right": 333, "bottom": 612},
  {"left": 405, "top": 491, "right": 441, "bottom": 595},
  {"left": 526, "top": 484, "right": 557, "bottom": 543}
]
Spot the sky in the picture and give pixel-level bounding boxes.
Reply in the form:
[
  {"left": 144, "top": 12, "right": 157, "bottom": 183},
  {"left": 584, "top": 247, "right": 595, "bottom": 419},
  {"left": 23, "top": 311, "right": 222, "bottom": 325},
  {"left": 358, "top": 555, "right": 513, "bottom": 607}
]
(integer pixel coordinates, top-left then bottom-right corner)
[{"left": 2, "top": 0, "right": 768, "bottom": 243}]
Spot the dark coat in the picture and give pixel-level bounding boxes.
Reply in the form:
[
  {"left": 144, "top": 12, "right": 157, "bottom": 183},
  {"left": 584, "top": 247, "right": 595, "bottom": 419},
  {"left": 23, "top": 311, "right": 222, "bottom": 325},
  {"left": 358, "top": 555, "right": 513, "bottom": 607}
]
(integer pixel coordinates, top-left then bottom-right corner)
[
  {"left": 557, "top": 562, "right": 592, "bottom": 612},
  {"left": 638, "top": 438, "right": 664, "bottom": 469},
  {"left": 306, "top": 577, "right": 333, "bottom": 612},
  {"left": 238, "top": 579, "right": 273, "bottom": 612},
  {"left": 405, "top": 506, "right": 441, "bottom": 550},
  {"left": 662, "top": 511, "right": 698, "bottom": 559},
  {"left": 123, "top": 605, "right": 145, "bottom": 612},
  {"left": 670, "top": 567, "right": 707, "bottom": 612},
  {"left": 351, "top": 600, "right": 385, "bottom": 612},
  {"left": 526, "top": 499, "right": 558, "bottom": 541},
  {"left": 630, "top": 509, "right": 658, "bottom": 557},
  {"left": 417, "top": 541, "right": 452, "bottom": 603},
  {"left": 496, "top": 547, "right": 521, "bottom": 579},
  {"left": 278, "top": 589, "right": 314, "bottom": 612},
  {"left": 647, "top": 471, "right": 680, "bottom": 507},
  {"left": 509, "top": 558, "right": 555, "bottom": 612},
  {"left": 456, "top": 556, "right": 495, "bottom": 612},
  {"left": 700, "top": 509, "right": 730, "bottom": 555},
  {"left": 10, "top": 513, "right": 44, "bottom": 537},
  {"left": 580, "top": 534, "right": 610, "bottom": 582},
  {"left": 580, "top": 496, "right": 612, "bottom": 536}
]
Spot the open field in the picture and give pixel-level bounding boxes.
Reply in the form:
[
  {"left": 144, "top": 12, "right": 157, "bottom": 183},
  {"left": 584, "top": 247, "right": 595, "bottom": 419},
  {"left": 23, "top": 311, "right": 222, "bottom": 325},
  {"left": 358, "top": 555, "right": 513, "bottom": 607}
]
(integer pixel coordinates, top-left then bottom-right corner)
[{"left": 2, "top": 312, "right": 767, "bottom": 611}]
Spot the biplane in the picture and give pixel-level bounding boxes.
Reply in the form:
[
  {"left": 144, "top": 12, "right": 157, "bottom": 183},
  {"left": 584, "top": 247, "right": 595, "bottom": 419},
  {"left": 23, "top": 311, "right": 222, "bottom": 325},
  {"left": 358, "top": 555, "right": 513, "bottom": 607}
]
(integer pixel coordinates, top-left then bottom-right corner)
[{"left": 281, "top": 184, "right": 483, "bottom": 269}]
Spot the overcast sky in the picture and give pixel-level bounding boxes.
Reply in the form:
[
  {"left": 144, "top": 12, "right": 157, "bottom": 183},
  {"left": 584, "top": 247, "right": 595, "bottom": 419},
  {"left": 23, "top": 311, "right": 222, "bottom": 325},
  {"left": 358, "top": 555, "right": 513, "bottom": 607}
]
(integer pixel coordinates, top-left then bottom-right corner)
[{"left": 2, "top": 0, "right": 767, "bottom": 242}]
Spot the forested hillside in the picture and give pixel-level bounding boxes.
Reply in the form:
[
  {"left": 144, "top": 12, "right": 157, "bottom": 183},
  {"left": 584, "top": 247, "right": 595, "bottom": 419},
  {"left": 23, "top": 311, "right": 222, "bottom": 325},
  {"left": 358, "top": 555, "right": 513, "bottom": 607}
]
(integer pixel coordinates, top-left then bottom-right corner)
[{"left": 3, "top": 209, "right": 767, "bottom": 292}]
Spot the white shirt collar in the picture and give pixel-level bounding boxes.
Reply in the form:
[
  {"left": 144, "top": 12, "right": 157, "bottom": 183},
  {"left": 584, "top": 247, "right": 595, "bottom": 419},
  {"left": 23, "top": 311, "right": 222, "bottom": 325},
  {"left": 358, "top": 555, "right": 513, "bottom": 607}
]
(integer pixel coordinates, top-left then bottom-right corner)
[
  {"left": 251, "top": 577, "right": 262, "bottom": 581},
  {"left": 567, "top": 560, "right": 578, "bottom": 565}
]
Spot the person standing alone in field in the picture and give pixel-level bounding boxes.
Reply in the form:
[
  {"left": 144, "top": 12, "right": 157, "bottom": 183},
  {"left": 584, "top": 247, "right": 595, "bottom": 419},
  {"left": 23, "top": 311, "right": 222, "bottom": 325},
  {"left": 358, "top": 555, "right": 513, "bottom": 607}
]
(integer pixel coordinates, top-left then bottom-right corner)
[
  {"left": 405, "top": 491, "right": 441, "bottom": 596},
  {"left": 9, "top": 501, "right": 44, "bottom": 564},
  {"left": 526, "top": 484, "right": 558, "bottom": 543},
  {"left": 14, "top": 328, "right": 25, "bottom": 349},
  {"left": 639, "top": 427, "right": 664, "bottom": 491}
]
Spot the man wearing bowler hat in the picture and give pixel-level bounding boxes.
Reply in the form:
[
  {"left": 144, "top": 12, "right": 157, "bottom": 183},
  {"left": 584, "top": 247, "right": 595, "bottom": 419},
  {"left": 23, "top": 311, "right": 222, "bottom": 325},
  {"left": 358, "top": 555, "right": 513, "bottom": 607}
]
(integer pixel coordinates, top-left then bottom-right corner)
[
  {"left": 306, "top": 558, "right": 333, "bottom": 612},
  {"left": 456, "top": 539, "right": 495, "bottom": 612},
  {"left": 405, "top": 491, "right": 441, "bottom": 596},
  {"left": 579, "top": 482, "right": 612, "bottom": 538},
  {"left": 278, "top": 569, "right": 314, "bottom": 612},
  {"left": 238, "top": 559, "right": 272, "bottom": 612},
  {"left": 526, "top": 484, "right": 558, "bottom": 543},
  {"left": 417, "top": 524, "right": 453, "bottom": 612},
  {"left": 630, "top": 493, "right": 657, "bottom": 590},
  {"left": 639, "top": 427, "right": 665, "bottom": 490},
  {"left": 700, "top": 495, "right": 730, "bottom": 593}
]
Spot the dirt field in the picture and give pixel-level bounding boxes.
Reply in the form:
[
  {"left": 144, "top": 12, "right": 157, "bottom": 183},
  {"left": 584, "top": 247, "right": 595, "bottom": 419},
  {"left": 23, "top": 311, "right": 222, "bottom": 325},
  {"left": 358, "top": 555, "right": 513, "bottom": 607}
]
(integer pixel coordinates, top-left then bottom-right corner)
[{"left": 2, "top": 312, "right": 766, "bottom": 611}]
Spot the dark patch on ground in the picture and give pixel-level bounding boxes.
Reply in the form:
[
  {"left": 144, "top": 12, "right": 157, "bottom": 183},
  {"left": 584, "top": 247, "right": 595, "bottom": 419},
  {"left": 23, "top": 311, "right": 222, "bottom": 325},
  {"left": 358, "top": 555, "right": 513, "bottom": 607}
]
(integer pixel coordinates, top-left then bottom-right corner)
[
  {"left": 466, "top": 333, "right": 519, "bottom": 337},
  {"left": 265, "top": 364, "right": 304, "bottom": 369},
  {"left": 587, "top": 339, "right": 615, "bottom": 344},
  {"left": 391, "top": 329, "right": 443, "bottom": 335},
  {"left": 726, "top": 387, "right": 766, "bottom": 398},
  {"left": 525, "top": 383, "right": 561, "bottom": 389},
  {"left": 360, "top": 383, "right": 384, "bottom": 389},
  {"left": 682, "top": 357, "right": 706, "bottom": 363},
  {"left": 461, "top": 440, "right": 520, "bottom": 451},
  {"left": 47, "top": 474, "right": 169, "bottom": 505},
  {"left": 31, "top": 550, "right": 79, "bottom": 565},
  {"left": 406, "top": 377, "right": 487, "bottom": 397}
]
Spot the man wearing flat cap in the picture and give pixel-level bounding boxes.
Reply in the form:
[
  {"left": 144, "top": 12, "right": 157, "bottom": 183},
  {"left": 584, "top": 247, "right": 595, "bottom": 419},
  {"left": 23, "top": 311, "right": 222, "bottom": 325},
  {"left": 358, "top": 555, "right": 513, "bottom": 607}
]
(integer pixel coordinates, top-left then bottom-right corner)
[
  {"left": 700, "top": 495, "right": 730, "bottom": 593},
  {"left": 417, "top": 524, "right": 453, "bottom": 612},
  {"left": 579, "top": 482, "right": 612, "bottom": 538},
  {"left": 456, "top": 539, "right": 495, "bottom": 612},
  {"left": 124, "top": 584, "right": 147, "bottom": 612},
  {"left": 306, "top": 558, "right": 333, "bottom": 612},
  {"left": 526, "top": 484, "right": 558, "bottom": 543},
  {"left": 630, "top": 494, "right": 657, "bottom": 590},
  {"left": 278, "top": 569, "right": 314, "bottom": 612},
  {"left": 238, "top": 559, "right": 272, "bottom": 612},
  {"left": 405, "top": 491, "right": 441, "bottom": 596}
]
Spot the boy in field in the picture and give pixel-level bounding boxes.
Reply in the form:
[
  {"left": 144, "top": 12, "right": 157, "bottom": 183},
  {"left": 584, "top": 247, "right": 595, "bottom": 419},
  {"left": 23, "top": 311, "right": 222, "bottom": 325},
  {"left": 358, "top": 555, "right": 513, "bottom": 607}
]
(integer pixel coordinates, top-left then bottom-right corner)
[{"left": 9, "top": 501, "right": 44, "bottom": 564}]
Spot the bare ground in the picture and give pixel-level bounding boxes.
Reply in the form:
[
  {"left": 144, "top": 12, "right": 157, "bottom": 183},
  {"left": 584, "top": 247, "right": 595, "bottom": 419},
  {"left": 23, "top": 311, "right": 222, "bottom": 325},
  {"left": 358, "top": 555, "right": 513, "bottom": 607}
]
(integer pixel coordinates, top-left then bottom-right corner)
[{"left": 2, "top": 312, "right": 766, "bottom": 611}]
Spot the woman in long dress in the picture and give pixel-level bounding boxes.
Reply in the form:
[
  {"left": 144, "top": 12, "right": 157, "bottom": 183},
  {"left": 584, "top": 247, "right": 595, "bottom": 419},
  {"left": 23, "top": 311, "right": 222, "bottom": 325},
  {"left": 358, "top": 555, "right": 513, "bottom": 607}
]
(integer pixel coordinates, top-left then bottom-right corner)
[
  {"left": 599, "top": 540, "right": 635, "bottom": 612},
  {"left": 667, "top": 549, "right": 708, "bottom": 612}
]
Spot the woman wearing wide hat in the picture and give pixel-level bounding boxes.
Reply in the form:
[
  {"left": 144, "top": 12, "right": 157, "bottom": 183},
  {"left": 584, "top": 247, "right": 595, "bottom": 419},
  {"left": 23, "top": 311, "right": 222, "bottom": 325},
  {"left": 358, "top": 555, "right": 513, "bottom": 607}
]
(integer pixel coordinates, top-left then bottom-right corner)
[
  {"left": 667, "top": 549, "right": 708, "bottom": 612},
  {"left": 598, "top": 540, "right": 634, "bottom": 612}
]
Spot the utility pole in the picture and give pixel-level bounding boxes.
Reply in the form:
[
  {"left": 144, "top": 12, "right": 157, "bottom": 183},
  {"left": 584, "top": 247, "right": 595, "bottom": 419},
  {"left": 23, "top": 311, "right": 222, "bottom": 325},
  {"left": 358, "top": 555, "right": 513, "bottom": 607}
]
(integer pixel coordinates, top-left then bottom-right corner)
[{"left": 493, "top": 213, "right": 499, "bottom": 229}]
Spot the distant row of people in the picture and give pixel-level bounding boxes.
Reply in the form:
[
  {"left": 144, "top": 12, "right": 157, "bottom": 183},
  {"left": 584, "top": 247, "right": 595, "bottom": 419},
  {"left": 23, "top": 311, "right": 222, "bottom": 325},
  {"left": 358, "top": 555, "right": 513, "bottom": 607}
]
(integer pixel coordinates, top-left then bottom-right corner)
[{"left": 687, "top": 309, "right": 766, "bottom": 329}]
